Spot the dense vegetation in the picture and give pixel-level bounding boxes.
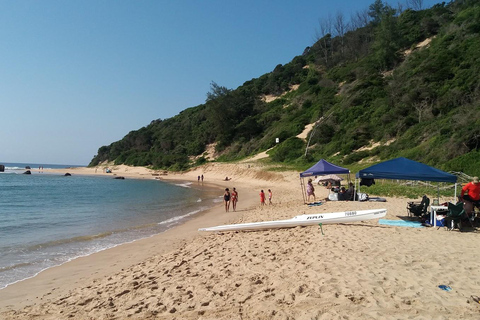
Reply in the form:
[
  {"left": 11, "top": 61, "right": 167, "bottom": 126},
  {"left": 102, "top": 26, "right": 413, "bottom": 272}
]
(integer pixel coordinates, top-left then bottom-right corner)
[{"left": 89, "top": 0, "right": 480, "bottom": 176}]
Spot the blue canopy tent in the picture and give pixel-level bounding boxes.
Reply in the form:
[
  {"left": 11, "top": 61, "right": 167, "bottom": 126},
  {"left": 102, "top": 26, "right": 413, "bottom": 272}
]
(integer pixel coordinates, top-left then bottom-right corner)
[
  {"left": 355, "top": 157, "right": 458, "bottom": 200},
  {"left": 300, "top": 159, "right": 350, "bottom": 203},
  {"left": 300, "top": 159, "right": 350, "bottom": 177}
]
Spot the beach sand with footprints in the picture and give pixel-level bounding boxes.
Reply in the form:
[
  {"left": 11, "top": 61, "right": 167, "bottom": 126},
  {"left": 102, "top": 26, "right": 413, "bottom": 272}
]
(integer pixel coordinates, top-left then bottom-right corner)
[{"left": 1, "top": 163, "right": 479, "bottom": 319}]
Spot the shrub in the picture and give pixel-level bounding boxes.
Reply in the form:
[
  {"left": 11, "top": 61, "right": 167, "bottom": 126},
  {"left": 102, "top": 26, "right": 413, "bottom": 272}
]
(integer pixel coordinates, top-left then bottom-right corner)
[{"left": 269, "top": 137, "right": 305, "bottom": 162}]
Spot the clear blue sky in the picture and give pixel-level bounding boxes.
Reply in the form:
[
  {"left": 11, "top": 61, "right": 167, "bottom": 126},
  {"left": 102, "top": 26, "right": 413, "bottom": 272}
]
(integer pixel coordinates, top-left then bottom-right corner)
[{"left": 0, "top": 0, "right": 440, "bottom": 165}]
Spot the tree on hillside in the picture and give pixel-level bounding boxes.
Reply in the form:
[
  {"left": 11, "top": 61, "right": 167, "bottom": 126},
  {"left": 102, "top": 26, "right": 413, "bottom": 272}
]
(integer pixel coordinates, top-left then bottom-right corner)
[
  {"left": 369, "top": 0, "right": 390, "bottom": 24},
  {"left": 371, "top": 4, "right": 400, "bottom": 70},
  {"left": 351, "top": 8, "right": 370, "bottom": 29},
  {"left": 315, "top": 15, "right": 333, "bottom": 65},
  {"left": 206, "top": 81, "right": 231, "bottom": 102},
  {"left": 407, "top": 0, "right": 424, "bottom": 11},
  {"left": 347, "top": 9, "right": 374, "bottom": 61},
  {"left": 334, "top": 11, "right": 348, "bottom": 56}
]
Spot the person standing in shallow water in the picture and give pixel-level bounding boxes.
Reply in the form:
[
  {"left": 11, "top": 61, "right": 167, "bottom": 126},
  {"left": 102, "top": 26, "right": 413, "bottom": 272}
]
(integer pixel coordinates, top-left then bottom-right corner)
[
  {"left": 223, "top": 188, "right": 231, "bottom": 212},
  {"left": 231, "top": 187, "right": 238, "bottom": 211}
]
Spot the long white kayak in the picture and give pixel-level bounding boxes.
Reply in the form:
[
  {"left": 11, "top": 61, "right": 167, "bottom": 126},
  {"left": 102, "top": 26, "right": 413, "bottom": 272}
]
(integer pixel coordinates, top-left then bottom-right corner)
[{"left": 199, "top": 208, "right": 386, "bottom": 232}]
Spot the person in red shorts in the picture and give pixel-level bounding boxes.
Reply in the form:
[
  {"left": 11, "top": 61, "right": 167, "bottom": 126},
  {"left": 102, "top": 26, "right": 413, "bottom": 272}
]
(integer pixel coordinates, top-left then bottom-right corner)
[
  {"left": 260, "top": 190, "right": 265, "bottom": 206},
  {"left": 461, "top": 176, "right": 480, "bottom": 216}
]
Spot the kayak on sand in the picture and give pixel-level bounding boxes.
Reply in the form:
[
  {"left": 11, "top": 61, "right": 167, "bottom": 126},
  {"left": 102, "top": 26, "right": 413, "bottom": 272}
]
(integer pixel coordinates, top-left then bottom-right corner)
[{"left": 199, "top": 208, "right": 386, "bottom": 232}]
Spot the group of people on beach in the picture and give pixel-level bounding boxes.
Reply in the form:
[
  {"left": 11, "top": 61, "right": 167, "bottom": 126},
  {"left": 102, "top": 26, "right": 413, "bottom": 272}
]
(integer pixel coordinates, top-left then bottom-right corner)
[
  {"left": 223, "top": 187, "right": 238, "bottom": 212},
  {"left": 307, "top": 178, "right": 355, "bottom": 202},
  {"left": 259, "top": 189, "right": 273, "bottom": 206},
  {"left": 223, "top": 187, "right": 273, "bottom": 212}
]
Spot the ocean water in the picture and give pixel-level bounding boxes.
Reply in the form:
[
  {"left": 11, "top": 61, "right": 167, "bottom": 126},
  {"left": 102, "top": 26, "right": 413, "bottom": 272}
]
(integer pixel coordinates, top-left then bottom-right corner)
[{"left": 0, "top": 162, "right": 221, "bottom": 289}]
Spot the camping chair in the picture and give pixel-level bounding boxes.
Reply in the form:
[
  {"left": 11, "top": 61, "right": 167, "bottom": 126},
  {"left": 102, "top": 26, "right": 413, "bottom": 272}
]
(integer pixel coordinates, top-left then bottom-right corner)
[
  {"left": 407, "top": 195, "right": 430, "bottom": 217},
  {"left": 444, "top": 202, "right": 475, "bottom": 231}
]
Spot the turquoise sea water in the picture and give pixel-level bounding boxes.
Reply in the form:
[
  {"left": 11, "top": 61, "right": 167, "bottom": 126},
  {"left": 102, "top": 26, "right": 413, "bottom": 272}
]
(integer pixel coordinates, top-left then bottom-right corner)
[{"left": 0, "top": 162, "right": 221, "bottom": 289}]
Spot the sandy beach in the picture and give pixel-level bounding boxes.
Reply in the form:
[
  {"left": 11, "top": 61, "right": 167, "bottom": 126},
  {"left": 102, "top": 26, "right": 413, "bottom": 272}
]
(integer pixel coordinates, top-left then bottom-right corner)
[{"left": 1, "top": 162, "right": 479, "bottom": 319}]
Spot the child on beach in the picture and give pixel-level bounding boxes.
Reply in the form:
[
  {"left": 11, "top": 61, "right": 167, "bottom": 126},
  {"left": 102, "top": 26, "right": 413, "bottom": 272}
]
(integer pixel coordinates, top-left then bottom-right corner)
[
  {"left": 231, "top": 187, "right": 238, "bottom": 211},
  {"left": 224, "top": 188, "right": 231, "bottom": 212},
  {"left": 260, "top": 190, "right": 265, "bottom": 206},
  {"left": 268, "top": 189, "right": 272, "bottom": 205}
]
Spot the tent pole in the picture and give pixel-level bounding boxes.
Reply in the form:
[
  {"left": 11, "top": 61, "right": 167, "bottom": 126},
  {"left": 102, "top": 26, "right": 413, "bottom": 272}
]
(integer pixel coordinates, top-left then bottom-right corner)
[
  {"left": 300, "top": 177, "right": 307, "bottom": 204},
  {"left": 356, "top": 178, "right": 360, "bottom": 201},
  {"left": 454, "top": 183, "right": 457, "bottom": 202}
]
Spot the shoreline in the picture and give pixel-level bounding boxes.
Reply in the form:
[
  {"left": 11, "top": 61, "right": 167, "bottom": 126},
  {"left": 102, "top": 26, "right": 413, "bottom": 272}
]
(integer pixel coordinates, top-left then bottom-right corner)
[
  {"left": 0, "top": 164, "right": 260, "bottom": 310},
  {"left": 2, "top": 163, "right": 480, "bottom": 319},
  {"left": 0, "top": 180, "right": 221, "bottom": 290}
]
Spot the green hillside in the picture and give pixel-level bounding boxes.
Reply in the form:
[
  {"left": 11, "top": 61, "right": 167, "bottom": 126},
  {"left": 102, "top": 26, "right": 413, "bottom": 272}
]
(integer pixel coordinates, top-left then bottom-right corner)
[{"left": 89, "top": 0, "right": 480, "bottom": 176}]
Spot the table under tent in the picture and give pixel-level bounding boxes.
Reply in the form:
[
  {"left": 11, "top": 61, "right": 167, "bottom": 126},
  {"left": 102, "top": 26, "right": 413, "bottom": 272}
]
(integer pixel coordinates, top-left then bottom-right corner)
[
  {"left": 355, "top": 157, "right": 458, "bottom": 201},
  {"left": 299, "top": 159, "right": 350, "bottom": 204}
]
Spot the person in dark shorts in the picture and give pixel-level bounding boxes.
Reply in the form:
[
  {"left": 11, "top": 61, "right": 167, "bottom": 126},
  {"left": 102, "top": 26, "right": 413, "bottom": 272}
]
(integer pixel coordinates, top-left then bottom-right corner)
[{"left": 223, "top": 188, "right": 231, "bottom": 212}]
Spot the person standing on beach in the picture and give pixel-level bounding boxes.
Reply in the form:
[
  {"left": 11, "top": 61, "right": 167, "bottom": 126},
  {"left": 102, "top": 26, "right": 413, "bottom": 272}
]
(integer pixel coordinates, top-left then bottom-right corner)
[
  {"left": 260, "top": 190, "right": 265, "bottom": 206},
  {"left": 307, "top": 179, "right": 315, "bottom": 202},
  {"left": 268, "top": 189, "right": 273, "bottom": 205},
  {"left": 201, "top": 174, "right": 204, "bottom": 182},
  {"left": 198, "top": 175, "right": 200, "bottom": 182},
  {"left": 223, "top": 188, "right": 231, "bottom": 212},
  {"left": 231, "top": 187, "right": 238, "bottom": 211}
]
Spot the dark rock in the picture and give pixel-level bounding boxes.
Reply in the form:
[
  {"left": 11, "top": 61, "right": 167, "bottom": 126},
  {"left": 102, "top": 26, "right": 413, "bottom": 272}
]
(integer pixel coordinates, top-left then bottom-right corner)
[
  {"left": 25, "top": 166, "right": 31, "bottom": 169},
  {"left": 0, "top": 165, "right": 4, "bottom": 172},
  {"left": 64, "top": 173, "right": 72, "bottom": 176},
  {"left": 114, "top": 176, "right": 125, "bottom": 179},
  {"left": 24, "top": 170, "right": 31, "bottom": 174}
]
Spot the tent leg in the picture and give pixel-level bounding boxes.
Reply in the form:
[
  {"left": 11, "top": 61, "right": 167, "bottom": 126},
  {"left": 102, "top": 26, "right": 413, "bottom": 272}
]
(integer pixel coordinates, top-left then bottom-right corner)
[
  {"left": 318, "top": 223, "right": 324, "bottom": 235},
  {"left": 300, "top": 177, "right": 307, "bottom": 204},
  {"left": 437, "top": 185, "right": 440, "bottom": 204},
  {"left": 454, "top": 183, "right": 457, "bottom": 203},
  {"left": 356, "top": 178, "right": 360, "bottom": 201}
]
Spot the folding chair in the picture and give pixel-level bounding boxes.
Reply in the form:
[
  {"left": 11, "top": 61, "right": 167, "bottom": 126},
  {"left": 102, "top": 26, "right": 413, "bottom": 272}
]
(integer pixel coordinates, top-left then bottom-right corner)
[
  {"left": 445, "top": 202, "right": 475, "bottom": 231},
  {"left": 407, "top": 195, "right": 430, "bottom": 218}
]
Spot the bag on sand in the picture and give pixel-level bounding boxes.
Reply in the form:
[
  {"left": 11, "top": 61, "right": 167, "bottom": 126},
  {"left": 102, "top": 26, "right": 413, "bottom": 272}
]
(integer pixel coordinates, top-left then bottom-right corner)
[{"left": 357, "top": 193, "right": 369, "bottom": 201}]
